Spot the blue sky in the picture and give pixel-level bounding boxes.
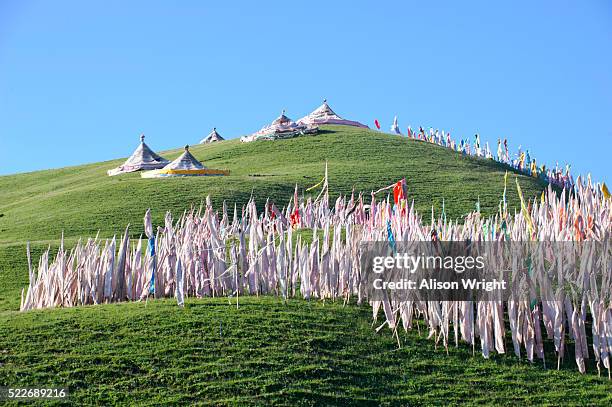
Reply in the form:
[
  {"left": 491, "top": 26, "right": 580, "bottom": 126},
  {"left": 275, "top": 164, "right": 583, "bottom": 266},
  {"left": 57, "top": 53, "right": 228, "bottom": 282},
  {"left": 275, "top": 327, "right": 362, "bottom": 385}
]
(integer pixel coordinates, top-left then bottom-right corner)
[{"left": 1, "top": 1, "right": 610, "bottom": 181}]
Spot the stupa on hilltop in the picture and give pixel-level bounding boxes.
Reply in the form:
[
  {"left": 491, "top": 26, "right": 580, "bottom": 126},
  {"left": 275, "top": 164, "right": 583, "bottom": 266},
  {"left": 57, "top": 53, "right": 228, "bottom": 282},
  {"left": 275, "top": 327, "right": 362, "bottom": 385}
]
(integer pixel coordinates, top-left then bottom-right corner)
[
  {"left": 297, "top": 99, "right": 368, "bottom": 128},
  {"left": 107, "top": 134, "right": 170, "bottom": 176},
  {"left": 240, "top": 110, "right": 318, "bottom": 142},
  {"left": 200, "top": 128, "right": 225, "bottom": 144}
]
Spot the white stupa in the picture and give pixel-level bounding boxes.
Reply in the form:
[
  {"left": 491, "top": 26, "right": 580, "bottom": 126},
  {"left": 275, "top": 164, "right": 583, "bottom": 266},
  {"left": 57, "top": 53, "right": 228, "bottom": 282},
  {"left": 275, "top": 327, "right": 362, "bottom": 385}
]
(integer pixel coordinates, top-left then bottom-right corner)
[
  {"left": 200, "top": 128, "right": 225, "bottom": 144},
  {"left": 297, "top": 100, "right": 368, "bottom": 128},
  {"left": 241, "top": 110, "right": 318, "bottom": 142},
  {"left": 141, "top": 145, "right": 229, "bottom": 178},
  {"left": 107, "top": 135, "right": 170, "bottom": 176}
]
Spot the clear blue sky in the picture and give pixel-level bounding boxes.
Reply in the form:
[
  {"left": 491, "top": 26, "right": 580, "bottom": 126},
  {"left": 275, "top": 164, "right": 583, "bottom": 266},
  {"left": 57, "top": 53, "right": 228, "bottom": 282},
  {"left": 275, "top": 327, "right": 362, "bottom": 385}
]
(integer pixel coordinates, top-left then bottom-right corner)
[{"left": 1, "top": 1, "right": 610, "bottom": 181}]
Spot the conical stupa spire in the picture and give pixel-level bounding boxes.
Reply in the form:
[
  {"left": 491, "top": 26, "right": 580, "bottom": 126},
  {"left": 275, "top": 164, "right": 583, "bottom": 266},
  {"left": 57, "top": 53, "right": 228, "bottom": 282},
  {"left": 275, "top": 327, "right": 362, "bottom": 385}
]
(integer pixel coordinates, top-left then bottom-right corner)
[
  {"left": 163, "top": 144, "right": 205, "bottom": 170},
  {"left": 107, "top": 134, "right": 170, "bottom": 176},
  {"left": 200, "top": 127, "right": 225, "bottom": 144},
  {"left": 297, "top": 100, "right": 368, "bottom": 128}
]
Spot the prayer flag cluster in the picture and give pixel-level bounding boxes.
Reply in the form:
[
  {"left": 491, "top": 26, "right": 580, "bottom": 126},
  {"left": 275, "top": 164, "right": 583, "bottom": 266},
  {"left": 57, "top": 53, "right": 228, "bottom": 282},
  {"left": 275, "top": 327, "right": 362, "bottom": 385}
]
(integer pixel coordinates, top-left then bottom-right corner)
[{"left": 19, "top": 173, "right": 612, "bottom": 376}]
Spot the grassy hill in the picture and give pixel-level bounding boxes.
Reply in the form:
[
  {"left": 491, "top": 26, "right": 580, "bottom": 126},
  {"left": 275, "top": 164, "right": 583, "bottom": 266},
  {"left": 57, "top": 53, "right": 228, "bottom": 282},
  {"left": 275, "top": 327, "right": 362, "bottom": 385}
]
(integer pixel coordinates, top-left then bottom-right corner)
[
  {"left": 0, "top": 126, "right": 546, "bottom": 311},
  {"left": 0, "top": 126, "right": 544, "bottom": 245},
  {"left": 4, "top": 126, "right": 603, "bottom": 405},
  {"left": 1, "top": 298, "right": 611, "bottom": 406}
]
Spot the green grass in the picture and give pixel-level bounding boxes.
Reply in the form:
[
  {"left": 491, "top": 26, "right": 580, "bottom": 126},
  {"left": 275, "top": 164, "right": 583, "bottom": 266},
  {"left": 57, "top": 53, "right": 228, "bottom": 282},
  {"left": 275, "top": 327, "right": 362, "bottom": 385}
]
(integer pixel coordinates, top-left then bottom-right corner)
[
  {"left": 0, "top": 126, "right": 544, "bottom": 246},
  {"left": 0, "top": 298, "right": 610, "bottom": 406},
  {"left": 3, "top": 126, "right": 598, "bottom": 405}
]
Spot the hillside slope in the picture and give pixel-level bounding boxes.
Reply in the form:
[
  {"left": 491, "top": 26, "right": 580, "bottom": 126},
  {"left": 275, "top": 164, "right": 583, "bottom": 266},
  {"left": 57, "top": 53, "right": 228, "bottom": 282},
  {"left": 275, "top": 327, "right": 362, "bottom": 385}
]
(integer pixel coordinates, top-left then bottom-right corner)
[
  {"left": 1, "top": 128, "right": 607, "bottom": 405},
  {"left": 0, "top": 126, "right": 546, "bottom": 311},
  {"left": 1, "top": 298, "right": 610, "bottom": 406},
  {"left": 0, "top": 126, "right": 544, "bottom": 244}
]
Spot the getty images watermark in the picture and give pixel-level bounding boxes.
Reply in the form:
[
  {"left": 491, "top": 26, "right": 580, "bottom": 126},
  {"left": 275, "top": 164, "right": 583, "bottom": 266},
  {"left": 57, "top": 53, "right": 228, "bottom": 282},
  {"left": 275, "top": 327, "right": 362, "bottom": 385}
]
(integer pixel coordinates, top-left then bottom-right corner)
[
  {"left": 360, "top": 241, "right": 604, "bottom": 302},
  {"left": 371, "top": 250, "right": 504, "bottom": 291}
]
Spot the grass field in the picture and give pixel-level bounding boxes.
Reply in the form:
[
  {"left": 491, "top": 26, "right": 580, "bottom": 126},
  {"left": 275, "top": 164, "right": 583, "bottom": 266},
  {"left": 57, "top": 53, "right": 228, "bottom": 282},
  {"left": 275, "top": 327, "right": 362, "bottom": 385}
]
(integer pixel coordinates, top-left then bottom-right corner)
[
  {"left": 4, "top": 126, "right": 605, "bottom": 405},
  {"left": 1, "top": 298, "right": 611, "bottom": 406},
  {"left": 0, "top": 126, "right": 544, "bottom": 245}
]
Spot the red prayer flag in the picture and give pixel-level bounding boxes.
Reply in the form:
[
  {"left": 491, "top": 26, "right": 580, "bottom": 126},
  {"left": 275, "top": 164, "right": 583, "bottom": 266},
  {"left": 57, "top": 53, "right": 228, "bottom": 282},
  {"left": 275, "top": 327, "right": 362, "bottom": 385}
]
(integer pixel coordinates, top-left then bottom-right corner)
[
  {"left": 290, "top": 210, "right": 300, "bottom": 227},
  {"left": 393, "top": 179, "right": 406, "bottom": 204},
  {"left": 374, "top": 119, "right": 381, "bottom": 130},
  {"left": 290, "top": 184, "right": 300, "bottom": 227}
]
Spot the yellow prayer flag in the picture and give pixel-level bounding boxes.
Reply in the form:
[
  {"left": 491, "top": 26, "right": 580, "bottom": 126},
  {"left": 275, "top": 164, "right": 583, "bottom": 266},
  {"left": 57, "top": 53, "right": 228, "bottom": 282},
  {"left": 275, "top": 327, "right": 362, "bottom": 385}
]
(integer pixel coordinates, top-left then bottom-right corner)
[
  {"left": 516, "top": 178, "right": 535, "bottom": 237},
  {"left": 602, "top": 183, "right": 611, "bottom": 200}
]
